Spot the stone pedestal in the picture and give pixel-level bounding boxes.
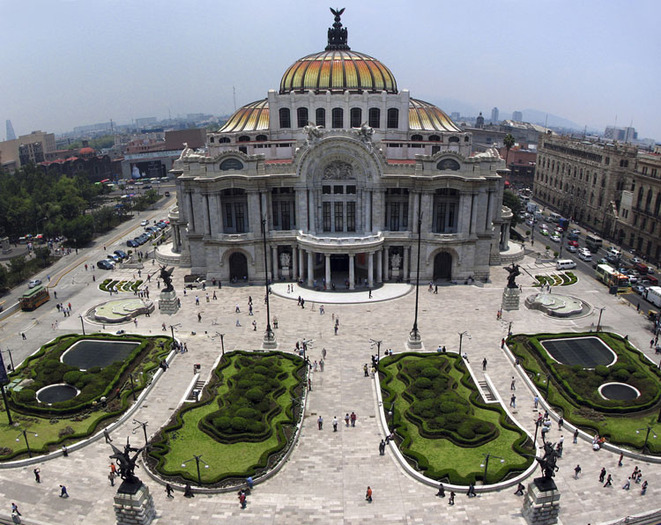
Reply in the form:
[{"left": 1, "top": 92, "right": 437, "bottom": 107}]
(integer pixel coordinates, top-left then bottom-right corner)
[
  {"left": 262, "top": 328, "right": 278, "bottom": 349},
  {"left": 158, "top": 290, "right": 179, "bottom": 315},
  {"left": 502, "top": 286, "right": 521, "bottom": 311},
  {"left": 113, "top": 481, "right": 156, "bottom": 525},
  {"left": 406, "top": 329, "right": 423, "bottom": 350},
  {"left": 522, "top": 478, "right": 561, "bottom": 525},
  {"left": 282, "top": 266, "right": 290, "bottom": 279}
]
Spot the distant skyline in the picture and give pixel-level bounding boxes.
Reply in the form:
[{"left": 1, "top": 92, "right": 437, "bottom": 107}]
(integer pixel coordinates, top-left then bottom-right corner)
[{"left": 1, "top": 0, "right": 659, "bottom": 141}]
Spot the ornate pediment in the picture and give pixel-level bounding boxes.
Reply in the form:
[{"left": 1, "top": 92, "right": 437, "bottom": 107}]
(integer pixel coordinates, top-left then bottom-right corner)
[{"left": 323, "top": 161, "right": 354, "bottom": 180}]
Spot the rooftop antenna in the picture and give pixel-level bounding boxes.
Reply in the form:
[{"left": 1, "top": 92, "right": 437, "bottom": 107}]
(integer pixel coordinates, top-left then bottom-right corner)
[{"left": 233, "top": 86, "right": 237, "bottom": 112}]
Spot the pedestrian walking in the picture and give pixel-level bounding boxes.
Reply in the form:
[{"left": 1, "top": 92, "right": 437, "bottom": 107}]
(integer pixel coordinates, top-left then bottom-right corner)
[
  {"left": 165, "top": 483, "right": 174, "bottom": 497},
  {"left": 59, "top": 485, "right": 69, "bottom": 498},
  {"left": 534, "top": 395, "right": 539, "bottom": 409},
  {"left": 573, "top": 428, "right": 579, "bottom": 444},
  {"left": 436, "top": 483, "right": 445, "bottom": 498},
  {"left": 104, "top": 429, "right": 112, "bottom": 443},
  {"left": 34, "top": 468, "right": 41, "bottom": 483},
  {"left": 622, "top": 477, "right": 631, "bottom": 490},
  {"left": 350, "top": 412, "right": 357, "bottom": 427},
  {"left": 482, "top": 358, "right": 487, "bottom": 371},
  {"left": 246, "top": 476, "right": 254, "bottom": 490},
  {"left": 363, "top": 364, "right": 369, "bottom": 377},
  {"left": 558, "top": 417, "right": 564, "bottom": 430},
  {"left": 599, "top": 467, "right": 607, "bottom": 483},
  {"left": 604, "top": 474, "right": 613, "bottom": 487},
  {"left": 510, "top": 377, "right": 516, "bottom": 390},
  {"left": 365, "top": 486, "right": 373, "bottom": 503},
  {"left": 184, "top": 483, "right": 194, "bottom": 498},
  {"left": 618, "top": 453, "right": 624, "bottom": 467},
  {"left": 448, "top": 491, "right": 455, "bottom": 505},
  {"left": 345, "top": 413, "right": 350, "bottom": 427},
  {"left": 108, "top": 471, "right": 116, "bottom": 486},
  {"left": 333, "top": 416, "right": 338, "bottom": 432},
  {"left": 510, "top": 394, "right": 516, "bottom": 408},
  {"left": 238, "top": 490, "right": 247, "bottom": 509},
  {"left": 642, "top": 480, "right": 648, "bottom": 495},
  {"left": 11, "top": 503, "right": 21, "bottom": 516},
  {"left": 379, "top": 439, "right": 386, "bottom": 455},
  {"left": 514, "top": 482, "right": 525, "bottom": 495},
  {"left": 317, "top": 416, "right": 323, "bottom": 430},
  {"left": 322, "top": 348, "right": 327, "bottom": 359},
  {"left": 252, "top": 320, "right": 257, "bottom": 331}
]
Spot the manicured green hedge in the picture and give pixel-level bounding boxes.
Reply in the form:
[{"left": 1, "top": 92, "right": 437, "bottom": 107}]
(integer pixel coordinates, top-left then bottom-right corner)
[{"left": 380, "top": 353, "right": 532, "bottom": 484}]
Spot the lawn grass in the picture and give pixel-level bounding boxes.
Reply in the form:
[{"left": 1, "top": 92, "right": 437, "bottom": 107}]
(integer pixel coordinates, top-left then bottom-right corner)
[
  {"left": 509, "top": 332, "right": 661, "bottom": 454},
  {"left": 150, "top": 351, "right": 303, "bottom": 485},
  {"left": 380, "top": 353, "right": 532, "bottom": 484}
]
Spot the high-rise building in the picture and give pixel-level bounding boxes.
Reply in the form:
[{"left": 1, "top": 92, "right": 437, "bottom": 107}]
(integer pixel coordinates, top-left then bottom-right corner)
[
  {"left": 491, "top": 107, "right": 499, "bottom": 124},
  {"left": 5, "top": 120, "right": 16, "bottom": 141},
  {"left": 166, "top": 9, "right": 511, "bottom": 286},
  {"left": 512, "top": 111, "right": 523, "bottom": 122}
]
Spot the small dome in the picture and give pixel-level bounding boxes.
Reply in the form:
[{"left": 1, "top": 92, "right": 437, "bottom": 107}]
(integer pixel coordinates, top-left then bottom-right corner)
[
  {"left": 79, "top": 147, "right": 95, "bottom": 156},
  {"left": 409, "top": 99, "right": 461, "bottom": 132},
  {"left": 219, "top": 99, "right": 269, "bottom": 133},
  {"left": 280, "top": 50, "right": 397, "bottom": 94}
]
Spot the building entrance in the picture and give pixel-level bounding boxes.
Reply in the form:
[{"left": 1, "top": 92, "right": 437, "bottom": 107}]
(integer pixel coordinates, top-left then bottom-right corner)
[
  {"left": 229, "top": 252, "right": 249, "bottom": 281},
  {"left": 433, "top": 252, "right": 452, "bottom": 280}
]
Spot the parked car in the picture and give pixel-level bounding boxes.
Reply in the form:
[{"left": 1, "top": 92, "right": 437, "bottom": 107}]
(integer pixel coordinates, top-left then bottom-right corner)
[
  {"left": 107, "top": 254, "right": 121, "bottom": 263},
  {"left": 28, "top": 279, "right": 42, "bottom": 288},
  {"left": 633, "top": 284, "right": 646, "bottom": 295},
  {"left": 97, "top": 260, "right": 114, "bottom": 270},
  {"left": 185, "top": 278, "right": 206, "bottom": 290},
  {"left": 140, "top": 220, "right": 149, "bottom": 226},
  {"left": 114, "top": 249, "right": 128, "bottom": 260}
]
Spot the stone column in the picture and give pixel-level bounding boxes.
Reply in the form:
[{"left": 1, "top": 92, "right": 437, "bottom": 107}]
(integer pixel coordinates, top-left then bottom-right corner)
[
  {"left": 308, "top": 190, "right": 316, "bottom": 234},
  {"left": 296, "top": 190, "right": 308, "bottom": 231},
  {"left": 272, "top": 245, "right": 278, "bottom": 280},
  {"left": 349, "top": 253, "right": 355, "bottom": 290},
  {"left": 366, "top": 190, "right": 373, "bottom": 233},
  {"left": 383, "top": 247, "right": 390, "bottom": 281},
  {"left": 299, "top": 248, "right": 305, "bottom": 281},
  {"left": 403, "top": 246, "right": 409, "bottom": 282},
  {"left": 202, "top": 194, "right": 211, "bottom": 235},
  {"left": 368, "top": 252, "right": 374, "bottom": 288},
  {"left": 325, "top": 254, "right": 331, "bottom": 288},
  {"left": 307, "top": 251, "right": 314, "bottom": 287},
  {"left": 376, "top": 249, "right": 383, "bottom": 283},
  {"left": 292, "top": 246, "right": 298, "bottom": 281},
  {"left": 247, "top": 191, "right": 261, "bottom": 233}
]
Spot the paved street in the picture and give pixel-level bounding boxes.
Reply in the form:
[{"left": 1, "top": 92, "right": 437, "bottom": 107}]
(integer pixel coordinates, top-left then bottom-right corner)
[{"left": 0, "top": 241, "right": 660, "bottom": 524}]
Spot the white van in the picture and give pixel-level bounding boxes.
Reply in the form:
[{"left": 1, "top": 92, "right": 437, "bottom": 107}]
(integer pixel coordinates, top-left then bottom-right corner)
[
  {"left": 556, "top": 259, "right": 577, "bottom": 270},
  {"left": 578, "top": 249, "right": 592, "bottom": 262}
]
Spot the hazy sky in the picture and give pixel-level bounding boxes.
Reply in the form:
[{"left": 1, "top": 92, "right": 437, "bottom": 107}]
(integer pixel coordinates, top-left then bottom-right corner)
[{"left": 1, "top": 0, "right": 659, "bottom": 140}]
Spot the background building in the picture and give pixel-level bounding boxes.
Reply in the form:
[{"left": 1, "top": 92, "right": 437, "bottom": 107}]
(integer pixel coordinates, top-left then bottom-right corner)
[
  {"left": 164, "top": 10, "right": 511, "bottom": 286},
  {"left": 0, "top": 130, "right": 56, "bottom": 171},
  {"left": 491, "top": 107, "right": 499, "bottom": 124}
]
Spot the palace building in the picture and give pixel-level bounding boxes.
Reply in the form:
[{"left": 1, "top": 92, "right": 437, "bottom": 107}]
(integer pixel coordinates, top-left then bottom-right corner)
[{"left": 164, "top": 9, "right": 510, "bottom": 287}]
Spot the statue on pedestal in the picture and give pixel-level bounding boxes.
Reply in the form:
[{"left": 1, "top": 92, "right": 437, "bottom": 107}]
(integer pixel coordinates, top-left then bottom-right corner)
[
  {"left": 109, "top": 439, "right": 144, "bottom": 486},
  {"left": 504, "top": 263, "right": 521, "bottom": 289},
  {"left": 159, "top": 265, "right": 175, "bottom": 293}
]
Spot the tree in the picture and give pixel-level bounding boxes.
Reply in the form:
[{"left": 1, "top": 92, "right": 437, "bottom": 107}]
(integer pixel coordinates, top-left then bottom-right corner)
[
  {"left": 503, "top": 189, "right": 523, "bottom": 227},
  {"left": 503, "top": 134, "right": 515, "bottom": 166},
  {"left": 8, "top": 255, "right": 27, "bottom": 281}
]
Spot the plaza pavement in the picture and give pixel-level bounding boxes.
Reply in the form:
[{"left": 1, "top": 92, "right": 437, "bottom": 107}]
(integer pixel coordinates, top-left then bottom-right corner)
[{"left": 0, "top": 247, "right": 660, "bottom": 524}]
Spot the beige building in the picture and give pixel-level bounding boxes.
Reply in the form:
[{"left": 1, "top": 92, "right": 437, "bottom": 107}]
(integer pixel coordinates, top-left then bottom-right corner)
[
  {"left": 534, "top": 134, "right": 637, "bottom": 238},
  {"left": 0, "top": 130, "right": 56, "bottom": 171},
  {"left": 164, "top": 11, "right": 510, "bottom": 287}
]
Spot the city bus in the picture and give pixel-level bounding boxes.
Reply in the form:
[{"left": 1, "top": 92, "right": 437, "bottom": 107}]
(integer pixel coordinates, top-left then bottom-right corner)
[
  {"left": 19, "top": 285, "right": 50, "bottom": 311},
  {"left": 585, "top": 234, "right": 603, "bottom": 253},
  {"left": 595, "top": 264, "right": 630, "bottom": 292}
]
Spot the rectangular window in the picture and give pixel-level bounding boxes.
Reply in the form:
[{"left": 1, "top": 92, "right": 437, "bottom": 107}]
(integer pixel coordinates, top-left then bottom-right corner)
[
  {"left": 297, "top": 107, "right": 308, "bottom": 128},
  {"left": 225, "top": 203, "right": 233, "bottom": 228},
  {"left": 347, "top": 202, "right": 355, "bottom": 231},
  {"left": 334, "top": 202, "right": 343, "bottom": 231},
  {"left": 368, "top": 107, "right": 380, "bottom": 128},
  {"left": 323, "top": 202, "right": 331, "bottom": 232},
  {"left": 316, "top": 108, "right": 325, "bottom": 127},
  {"left": 448, "top": 203, "right": 456, "bottom": 231},
  {"left": 279, "top": 108, "right": 291, "bottom": 129},
  {"left": 334, "top": 185, "right": 344, "bottom": 194},
  {"left": 389, "top": 202, "right": 400, "bottom": 231},
  {"left": 346, "top": 185, "right": 356, "bottom": 194},
  {"left": 350, "top": 107, "right": 362, "bottom": 128},
  {"left": 387, "top": 108, "right": 399, "bottom": 129},
  {"left": 402, "top": 202, "right": 409, "bottom": 228},
  {"left": 332, "top": 108, "right": 344, "bottom": 128},
  {"left": 436, "top": 203, "right": 446, "bottom": 232},
  {"left": 323, "top": 185, "right": 331, "bottom": 194},
  {"left": 272, "top": 201, "right": 279, "bottom": 228},
  {"left": 235, "top": 203, "right": 246, "bottom": 233},
  {"left": 281, "top": 202, "right": 291, "bottom": 230}
]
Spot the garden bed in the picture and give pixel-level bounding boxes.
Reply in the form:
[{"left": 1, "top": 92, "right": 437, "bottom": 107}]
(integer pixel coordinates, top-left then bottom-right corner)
[
  {"left": 533, "top": 271, "right": 577, "bottom": 287},
  {"left": 148, "top": 351, "right": 304, "bottom": 486},
  {"left": 0, "top": 333, "right": 171, "bottom": 460},
  {"left": 508, "top": 332, "right": 661, "bottom": 453},
  {"left": 379, "top": 353, "right": 532, "bottom": 484},
  {"left": 99, "top": 279, "right": 143, "bottom": 293}
]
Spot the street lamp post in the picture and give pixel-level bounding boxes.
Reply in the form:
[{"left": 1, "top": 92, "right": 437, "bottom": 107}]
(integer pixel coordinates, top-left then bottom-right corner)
[
  {"left": 261, "top": 217, "right": 276, "bottom": 348},
  {"left": 458, "top": 331, "right": 470, "bottom": 355},
  {"left": 533, "top": 418, "right": 542, "bottom": 445},
  {"left": 481, "top": 453, "right": 505, "bottom": 484},
  {"left": 181, "top": 454, "right": 209, "bottom": 485},
  {"left": 132, "top": 419, "right": 149, "bottom": 448},
  {"left": 79, "top": 315, "right": 86, "bottom": 336},
  {"left": 218, "top": 333, "right": 225, "bottom": 357},
  {"left": 596, "top": 307, "right": 606, "bottom": 333},
  {"left": 636, "top": 426, "right": 658, "bottom": 453},
  {"left": 408, "top": 209, "right": 423, "bottom": 348},
  {"left": 3, "top": 349, "right": 14, "bottom": 372},
  {"left": 170, "top": 323, "right": 181, "bottom": 350},
  {"left": 17, "top": 429, "right": 38, "bottom": 458},
  {"left": 370, "top": 339, "right": 382, "bottom": 365}
]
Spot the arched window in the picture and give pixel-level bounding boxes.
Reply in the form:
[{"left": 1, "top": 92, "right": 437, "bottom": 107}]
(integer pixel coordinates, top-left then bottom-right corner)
[
  {"left": 411, "top": 134, "right": 423, "bottom": 141},
  {"left": 219, "top": 137, "right": 231, "bottom": 143},
  {"left": 256, "top": 135, "right": 267, "bottom": 142},
  {"left": 315, "top": 108, "right": 326, "bottom": 127},
  {"left": 332, "top": 108, "right": 344, "bottom": 128},
  {"left": 464, "top": 136, "right": 470, "bottom": 142},
  {"left": 279, "top": 108, "right": 291, "bottom": 129},
  {"left": 448, "top": 136, "right": 460, "bottom": 143},
  {"left": 297, "top": 107, "right": 308, "bottom": 128},
  {"left": 350, "top": 108, "right": 362, "bottom": 128},
  {"left": 238, "top": 136, "right": 250, "bottom": 142},
  {"left": 368, "top": 108, "right": 380, "bottom": 128},
  {"left": 220, "top": 158, "right": 244, "bottom": 171},
  {"left": 387, "top": 108, "right": 399, "bottom": 129},
  {"left": 429, "top": 135, "right": 441, "bottom": 142}
]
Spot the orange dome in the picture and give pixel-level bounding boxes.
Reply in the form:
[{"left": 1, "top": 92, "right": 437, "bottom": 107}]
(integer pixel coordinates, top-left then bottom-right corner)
[{"left": 79, "top": 147, "right": 95, "bottom": 156}]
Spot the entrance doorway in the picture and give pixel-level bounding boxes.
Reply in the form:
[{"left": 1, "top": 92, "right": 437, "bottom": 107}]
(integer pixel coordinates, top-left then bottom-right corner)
[
  {"left": 433, "top": 252, "right": 452, "bottom": 280},
  {"left": 229, "top": 252, "right": 248, "bottom": 281}
]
